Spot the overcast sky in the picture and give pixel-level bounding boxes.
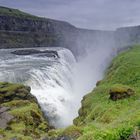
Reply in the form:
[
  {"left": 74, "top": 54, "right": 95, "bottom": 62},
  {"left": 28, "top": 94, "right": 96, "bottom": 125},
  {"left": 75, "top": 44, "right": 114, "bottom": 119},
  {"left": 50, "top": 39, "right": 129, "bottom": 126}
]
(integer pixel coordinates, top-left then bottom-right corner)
[{"left": 0, "top": 0, "right": 140, "bottom": 30}]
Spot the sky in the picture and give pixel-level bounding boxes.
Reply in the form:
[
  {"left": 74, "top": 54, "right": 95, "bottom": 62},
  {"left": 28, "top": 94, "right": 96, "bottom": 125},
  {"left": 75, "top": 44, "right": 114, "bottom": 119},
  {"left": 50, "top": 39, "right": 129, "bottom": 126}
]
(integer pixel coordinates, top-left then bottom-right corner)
[{"left": 0, "top": 0, "right": 140, "bottom": 30}]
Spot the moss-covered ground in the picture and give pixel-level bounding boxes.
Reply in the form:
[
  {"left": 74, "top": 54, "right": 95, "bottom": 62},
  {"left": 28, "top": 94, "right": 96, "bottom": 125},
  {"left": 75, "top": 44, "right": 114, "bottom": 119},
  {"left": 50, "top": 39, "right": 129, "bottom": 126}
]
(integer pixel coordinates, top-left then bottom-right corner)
[
  {"left": 71, "top": 45, "right": 140, "bottom": 139},
  {"left": 0, "top": 82, "right": 49, "bottom": 140},
  {"left": 1, "top": 45, "right": 140, "bottom": 140}
]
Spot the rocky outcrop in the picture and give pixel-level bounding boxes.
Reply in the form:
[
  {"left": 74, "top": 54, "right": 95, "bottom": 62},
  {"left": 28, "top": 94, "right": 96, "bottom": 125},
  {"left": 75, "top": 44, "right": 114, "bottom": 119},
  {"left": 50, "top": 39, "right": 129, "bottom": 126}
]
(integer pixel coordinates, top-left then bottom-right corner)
[
  {"left": 11, "top": 49, "right": 59, "bottom": 58},
  {"left": 0, "top": 106, "right": 14, "bottom": 129},
  {"left": 0, "top": 82, "right": 36, "bottom": 103},
  {"left": 1, "top": 6, "right": 140, "bottom": 57},
  {"left": 109, "top": 84, "right": 135, "bottom": 101},
  {"left": 0, "top": 6, "right": 79, "bottom": 55},
  {"left": 0, "top": 82, "right": 50, "bottom": 140}
]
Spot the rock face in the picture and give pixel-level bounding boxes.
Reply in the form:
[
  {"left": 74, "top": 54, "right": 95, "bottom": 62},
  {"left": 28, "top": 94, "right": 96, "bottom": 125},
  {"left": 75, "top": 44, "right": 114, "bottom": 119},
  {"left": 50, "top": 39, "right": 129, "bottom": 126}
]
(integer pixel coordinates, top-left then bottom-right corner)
[
  {"left": 0, "top": 82, "right": 50, "bottom": 140},
  {"left": 0, "top": 6, "right": 78, "bottom": 55},
  {"left": 109, "top": 84, "right": 135, "bottom": 101},
  {"left": 1, "top": 6, "right": 140, "bottom": 57},
  {"left": 0, "top": 82, "right": 36, "bottom": 103},
  {"left": 0, "top": 6, "right": 116, "bottom": 57},
  {"left": 11, "top": 49, "right": 59, "bottom": 58},
  {"left": 0, "top": 106, "right": 14, "bottom": 129},
  {"left": 115, "top": 26, "right": 140, "bottom": 48}
]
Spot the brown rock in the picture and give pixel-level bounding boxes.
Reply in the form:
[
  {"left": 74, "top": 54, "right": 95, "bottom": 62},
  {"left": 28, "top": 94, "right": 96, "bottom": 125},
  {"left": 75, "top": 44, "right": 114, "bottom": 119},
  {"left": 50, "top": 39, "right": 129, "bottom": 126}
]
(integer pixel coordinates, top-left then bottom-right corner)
[
  {"left": 96, "top": 80, "right": 102, "bottom": 86},
  {"left": 109, "top": 84, "right": 135, "bottom": 101},
  {"left": 0, "top": 82, "right": 37, "bottom": 103}
]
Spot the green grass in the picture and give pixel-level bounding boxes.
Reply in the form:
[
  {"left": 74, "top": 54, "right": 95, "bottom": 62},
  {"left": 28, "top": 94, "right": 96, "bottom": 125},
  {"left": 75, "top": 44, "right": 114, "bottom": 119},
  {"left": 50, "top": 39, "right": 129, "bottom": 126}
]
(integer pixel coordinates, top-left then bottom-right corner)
[
  {"left": 0, "top": 100, "right": 49, "bottom": 140},
  {"left": 72, "top": 45, "right": 140, "bottom": 139},
  {"left": 0, "top": 82, "right": 49, "bottom": 140},
  {"left": 0, "top": 6, "right": 41, "bottom": 20},
  {"left": 1, "top": 45, "right": 140, "bottom": 139}
]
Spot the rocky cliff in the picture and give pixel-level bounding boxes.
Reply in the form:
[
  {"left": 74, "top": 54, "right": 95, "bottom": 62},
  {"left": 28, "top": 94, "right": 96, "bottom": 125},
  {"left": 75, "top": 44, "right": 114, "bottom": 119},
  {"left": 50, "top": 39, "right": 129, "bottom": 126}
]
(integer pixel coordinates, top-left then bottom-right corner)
[
  {"left": 0, "top": 6, "right": 78, "bottom": 55},
  {"left": 1, "top": 6, "right": 140, "bottom": 57},
  {"left": 1, "top": 6, "right": 140, "bottom": 140},
  {"left": 115, "top": 25, "right": 140, "bottom": 48},
  {"left": 0, "top": 82, "right": 50, "bottom": 140}
]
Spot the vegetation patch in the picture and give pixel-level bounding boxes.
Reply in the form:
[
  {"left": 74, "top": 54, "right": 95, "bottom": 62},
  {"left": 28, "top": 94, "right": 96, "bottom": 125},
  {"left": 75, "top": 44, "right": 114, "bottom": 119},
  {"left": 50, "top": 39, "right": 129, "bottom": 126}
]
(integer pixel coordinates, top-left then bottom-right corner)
[
  {"left": 109, "top": 84, "right": 135, "bottom": 101},
  {"left": 0, "top": 82, "right": 50, "bottom": 140},
  {"left": 0, "top": 6, "right": 41, "bottom": 20},
  {"left": 72, "top": 45, "right": 140, "bottom": 139},
  {"left": 1, "top": 44, "right": 140, "bottom": 139}
]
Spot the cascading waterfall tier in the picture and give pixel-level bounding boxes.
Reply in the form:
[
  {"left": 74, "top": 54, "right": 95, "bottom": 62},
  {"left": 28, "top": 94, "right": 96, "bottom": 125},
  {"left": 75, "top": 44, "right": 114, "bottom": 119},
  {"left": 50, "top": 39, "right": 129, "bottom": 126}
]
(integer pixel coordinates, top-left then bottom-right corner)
[
  {"left": 0, "top": 47, "right": 77, "bottom": 128},
  {"left": 0, "top": 46, "right": 117, "bottom": 128}
]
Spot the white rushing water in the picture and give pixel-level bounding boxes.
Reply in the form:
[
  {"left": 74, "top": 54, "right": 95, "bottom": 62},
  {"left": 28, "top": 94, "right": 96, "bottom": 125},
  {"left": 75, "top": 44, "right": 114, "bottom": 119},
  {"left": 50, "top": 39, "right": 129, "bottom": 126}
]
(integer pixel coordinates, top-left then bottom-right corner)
[
  {"left": 26, "top": 49, "right": 77, "bottom": 127},
  {"left": 0, "top": 46, "right": 117, "bottom": 128}
]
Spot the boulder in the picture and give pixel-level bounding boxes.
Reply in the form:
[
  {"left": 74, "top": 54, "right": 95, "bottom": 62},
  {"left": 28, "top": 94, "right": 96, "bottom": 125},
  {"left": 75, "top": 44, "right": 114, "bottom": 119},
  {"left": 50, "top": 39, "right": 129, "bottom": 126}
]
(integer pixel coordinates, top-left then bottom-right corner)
[
  {"left": 0, "top": 106, "right": 14, "bottom": 129},
  {"left": 96, "top": 80, "right": 102, "bottom": 86},
  {"left": 109, "top": 84, "right": 135, "bottom": 101}
]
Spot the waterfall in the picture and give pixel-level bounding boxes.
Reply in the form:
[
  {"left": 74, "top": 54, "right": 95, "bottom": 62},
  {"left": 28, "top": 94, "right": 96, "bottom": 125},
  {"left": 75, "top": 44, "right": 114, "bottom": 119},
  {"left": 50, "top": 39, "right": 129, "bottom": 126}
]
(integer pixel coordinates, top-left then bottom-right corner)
[
  {"left": 0, "top": 46, "right": 117, "bottom": 128},
  {"left": 0, "top": 48, "right": 77, "bottom": 128},
  {"left": 26, "top": 49, "right": 77, "bottom": 127}
]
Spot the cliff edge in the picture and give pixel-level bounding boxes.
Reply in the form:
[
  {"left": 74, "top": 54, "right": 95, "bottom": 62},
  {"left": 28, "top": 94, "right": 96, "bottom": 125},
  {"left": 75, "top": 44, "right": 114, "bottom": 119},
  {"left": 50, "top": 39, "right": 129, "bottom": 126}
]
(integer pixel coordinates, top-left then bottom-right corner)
[{"left": 0, "top": 82, "right": 50, "bottom": 140}]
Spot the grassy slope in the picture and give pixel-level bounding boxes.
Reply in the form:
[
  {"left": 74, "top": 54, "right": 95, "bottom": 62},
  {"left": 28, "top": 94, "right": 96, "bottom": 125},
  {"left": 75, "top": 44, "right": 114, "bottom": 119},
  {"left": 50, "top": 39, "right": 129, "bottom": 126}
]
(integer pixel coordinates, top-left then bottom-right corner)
[
  {"left": 0, "top": 82, "right": 49, "bottom": 140},
  {"left": 0, "top": 6, "right": 40, "bottom": 20},
  {"left": 71, "top": 45, "right": 140, "bottom": 140}
]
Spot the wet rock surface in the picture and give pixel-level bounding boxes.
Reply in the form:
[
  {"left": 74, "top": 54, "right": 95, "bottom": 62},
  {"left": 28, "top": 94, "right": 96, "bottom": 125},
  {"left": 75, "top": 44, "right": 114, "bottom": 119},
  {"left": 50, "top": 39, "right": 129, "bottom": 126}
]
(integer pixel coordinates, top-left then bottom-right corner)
[{"left": 11, "top": 49, "right": 59, "bottom": 58}]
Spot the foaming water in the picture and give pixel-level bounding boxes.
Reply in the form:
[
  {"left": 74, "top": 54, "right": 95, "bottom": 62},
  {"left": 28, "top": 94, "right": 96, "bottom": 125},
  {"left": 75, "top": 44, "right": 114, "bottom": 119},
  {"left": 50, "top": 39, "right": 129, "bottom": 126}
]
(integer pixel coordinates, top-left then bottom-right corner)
[
  {"left": 0, "top": 47, "right": 77, "bottom": 127},
  {"left": 26, "top": 49, "right": 76, "bottom": 127},
  {"left": 0, "top": 46, "right": 117, "bottom": 128}
]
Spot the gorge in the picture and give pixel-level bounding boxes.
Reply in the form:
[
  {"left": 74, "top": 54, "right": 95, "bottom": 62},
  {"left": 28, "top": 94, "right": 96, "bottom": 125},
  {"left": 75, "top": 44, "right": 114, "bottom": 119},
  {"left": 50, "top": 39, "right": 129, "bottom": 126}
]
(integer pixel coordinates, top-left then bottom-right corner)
[{"left": 0, "top": 6, "right": 140, "bottom": 140}]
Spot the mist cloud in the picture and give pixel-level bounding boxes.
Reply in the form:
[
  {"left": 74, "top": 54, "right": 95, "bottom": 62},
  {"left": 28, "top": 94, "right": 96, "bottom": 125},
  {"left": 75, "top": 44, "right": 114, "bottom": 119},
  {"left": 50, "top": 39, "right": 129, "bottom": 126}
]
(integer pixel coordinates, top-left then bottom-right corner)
[{"left": 0, "top": 0, "right": 140, "bottom": 30}]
